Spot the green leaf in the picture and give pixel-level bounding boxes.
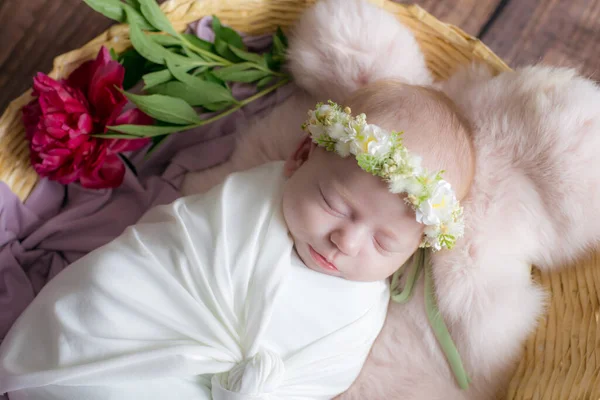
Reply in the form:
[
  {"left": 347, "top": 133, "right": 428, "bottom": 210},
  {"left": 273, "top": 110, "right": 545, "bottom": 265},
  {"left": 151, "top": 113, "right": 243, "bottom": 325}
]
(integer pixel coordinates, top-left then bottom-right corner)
[
  {"left": 93, "top": 132, "right": 140, "bottom": 139},
  {"left": 212, "top": 16, "right": 244, "bottom": 49},
  {"left": 212, "top": 38, "right": 240, "bottom": 62},
  {"left": 121, "top": 2, "right": 155, "bottom": 31},
  {"left": 211, "top": 16, "right": 244, "bottom": 62},
  {"left": 125, "top": 6, "right": 174, "bottom": 64},
  {"left": 264, "top": 52, "right": 285, "bottom": 71},
  {"left": 201, "top": 69, "right": 227, "bottom": 88},
  {"left": 142, "top": 69, "right": 174, "bottom": 89},
  {"left": 147, "top": 80, "right": 235, "bottom": 108},
  {"left": 125, "top": 6, "right": 198, "bottom": 67},
  {"left": 119, "top": 48, "right": 150, "bottom": 90},
  {"left": 256, "top": 75, "right": 274, "bottom": 89},
  {"left": 138, "top": 0, "right": 179, "bottom": 36},
  {"left": 273, "top": 31, "right": 286, "bottom": 55},
  {"left": 166, "top": 59, "right": 235, "bottom": 104},
  {"left": 227, "top": 45, "right": 264, "bottom": 64},
  {"left": 119, "top": 153, "right": 138, "bottom": 177},
  {"left": 122, "top": 91, "right": 202, "bottom": 125},
  {"left": 202, "top": 101, "right": 233, "bottom": 112},
  {"left": 181, "top": 33, "right": 214, "bottom": 52},
  {"left": 212, "top": 63, "right": 270, "bottom": 83},
  {"left": 149, "top": 34, "right": 183, "bottom": 47},
  {"left": 145, "top": 134, "right": 170, "bottom": 158},
  {"left": 275, "top": 26, "right": 288, "bottom": 49},
  {"left": 107, "top": 123, "right": 194, "bottom": 137},
  {"left": 82, "top": 0, "right": 124, "bottom": 22},
  {"left": 266, "top": 27, "right": 288, "bottom": 73},
  {"left": 109, "top": 47, "right": 119, "bottom": 61}
]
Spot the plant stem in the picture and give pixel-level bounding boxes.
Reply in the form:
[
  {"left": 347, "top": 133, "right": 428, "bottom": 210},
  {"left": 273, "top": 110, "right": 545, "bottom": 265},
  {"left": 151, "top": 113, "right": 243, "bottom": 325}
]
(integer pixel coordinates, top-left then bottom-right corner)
[
  {"left": 96, "top": 77, "right": 290, "bottom": 140},
  {"left": 180, "top": 36, "right": 232, "bottom": 66},
  {"left": 197, "top": 77, "right": 290, "bottom": 126}
]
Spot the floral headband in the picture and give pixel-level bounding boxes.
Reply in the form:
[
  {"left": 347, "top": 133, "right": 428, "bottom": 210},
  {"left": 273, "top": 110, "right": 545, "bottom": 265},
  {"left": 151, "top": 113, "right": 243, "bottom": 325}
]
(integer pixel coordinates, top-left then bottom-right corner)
[{"left": 301, "top": 101, "right": 464, "bottom": 251}]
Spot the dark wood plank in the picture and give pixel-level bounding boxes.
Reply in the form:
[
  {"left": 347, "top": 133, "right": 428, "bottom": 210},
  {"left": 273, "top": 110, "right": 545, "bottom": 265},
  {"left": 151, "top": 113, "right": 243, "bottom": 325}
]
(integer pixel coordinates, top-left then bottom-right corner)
[
  {"left": 481, "top": 0, "right": 600, "bottom": 79},
  {"left": 399, "top": 0, "right": 503, "bottom": 36},
  {"left": 0, "top": 0, "right": 115, "bottom": 112}
]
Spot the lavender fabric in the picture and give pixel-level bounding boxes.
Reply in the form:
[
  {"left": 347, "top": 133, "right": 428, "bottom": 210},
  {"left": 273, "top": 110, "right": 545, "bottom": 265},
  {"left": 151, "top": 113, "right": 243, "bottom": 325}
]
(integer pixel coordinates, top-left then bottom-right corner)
[{"left": 0, "top": 18, "right": 296, "bottom": 344}]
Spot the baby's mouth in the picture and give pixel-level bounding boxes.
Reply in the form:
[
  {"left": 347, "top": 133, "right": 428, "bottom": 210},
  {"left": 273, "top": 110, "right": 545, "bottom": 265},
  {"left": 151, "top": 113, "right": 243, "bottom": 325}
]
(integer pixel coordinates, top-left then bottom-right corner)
[{"left": 309, "top": 246, "right": 339, "bottom": 272}]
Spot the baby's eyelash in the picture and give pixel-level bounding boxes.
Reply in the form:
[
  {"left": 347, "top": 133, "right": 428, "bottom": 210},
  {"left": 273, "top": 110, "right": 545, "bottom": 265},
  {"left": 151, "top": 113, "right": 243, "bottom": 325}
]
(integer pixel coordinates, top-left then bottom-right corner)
[
  {"left": 373, "top": 237, "right": 393, "bottom": 255},
  {"left": 319, "top": 187, "right": 345, "bottom": 217}
]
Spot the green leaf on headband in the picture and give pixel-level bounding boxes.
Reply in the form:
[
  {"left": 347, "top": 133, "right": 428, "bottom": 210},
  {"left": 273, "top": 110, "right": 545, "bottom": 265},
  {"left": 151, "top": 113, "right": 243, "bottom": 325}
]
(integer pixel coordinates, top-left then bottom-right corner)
[
  {"left": 122, "top": 91, "right": 202, "bottom": 125},
  {"left": 82, "top": 0, "right": 125, "bottom": 23},
  {"left": 166, "top": 59, "right": 235, "bottom": 104},
  {"left": 138, "top": 0, "right": 179, "bottom": 37},
  {"left": 314, "top": 135, "right": 337, "bottom": 153},
  {"left": 107, "top": 123, "right": 194, "bottom": 137},
  {"left": 356, "top": 154, "right": 384, "bottom": 175}
]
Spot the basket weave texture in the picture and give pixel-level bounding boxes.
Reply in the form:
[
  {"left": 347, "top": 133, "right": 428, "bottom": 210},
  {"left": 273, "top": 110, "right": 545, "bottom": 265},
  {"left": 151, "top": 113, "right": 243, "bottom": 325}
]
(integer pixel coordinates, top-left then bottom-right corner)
[{"left": 0, "top": 1, "right": 598, "bottom": 398}]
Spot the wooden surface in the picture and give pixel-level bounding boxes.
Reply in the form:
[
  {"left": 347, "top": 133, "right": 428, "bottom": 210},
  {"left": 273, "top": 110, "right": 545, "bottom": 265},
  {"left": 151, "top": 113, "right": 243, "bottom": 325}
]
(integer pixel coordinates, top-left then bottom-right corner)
[{"left": 1, "top": 0, "right": 598, "bottom": 113}]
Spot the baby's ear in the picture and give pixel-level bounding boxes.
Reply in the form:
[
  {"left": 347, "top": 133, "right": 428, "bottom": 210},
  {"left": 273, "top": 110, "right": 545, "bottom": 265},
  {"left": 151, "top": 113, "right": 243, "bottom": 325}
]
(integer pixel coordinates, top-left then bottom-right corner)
[{"left": 284, "top": 136, "right": 314, "bottom": 178}]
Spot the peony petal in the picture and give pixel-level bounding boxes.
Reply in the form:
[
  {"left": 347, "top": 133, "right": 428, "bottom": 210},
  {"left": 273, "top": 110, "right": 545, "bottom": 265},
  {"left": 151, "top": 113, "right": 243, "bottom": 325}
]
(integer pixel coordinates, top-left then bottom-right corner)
[
  {"left": 89, "top": 57, "right": 126, "bottom": 121},
  {"left": 114, "top": 108, "right": 154, "bottom": 126},
  {"left": 66, "top": 46, "right": 112, "bottom": 93},
  {"left": 77, "top": 113, "right": 94, "bottom": 134},
  {"left": 66, "top": 60, "right": 95, "bottom": 93},
  {"left": 22, "top": 100, "right": 43, "bottom": 140},
  {"left": 79, "top": 153, "right": 125, "bottom": 189}
]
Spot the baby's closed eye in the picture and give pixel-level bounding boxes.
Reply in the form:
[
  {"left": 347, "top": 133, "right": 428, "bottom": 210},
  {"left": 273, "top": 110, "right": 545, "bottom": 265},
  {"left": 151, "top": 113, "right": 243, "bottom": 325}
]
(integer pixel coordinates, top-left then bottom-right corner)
[{"left": 319, "top": 186, "right": 349, "bottom": 217}]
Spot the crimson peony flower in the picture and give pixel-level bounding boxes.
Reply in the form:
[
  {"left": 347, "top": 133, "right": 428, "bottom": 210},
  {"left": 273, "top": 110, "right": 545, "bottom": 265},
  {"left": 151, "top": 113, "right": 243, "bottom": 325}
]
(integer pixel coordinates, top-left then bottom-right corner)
[{"left": 22, "top": 46, "right": 151, "bottom": 189}]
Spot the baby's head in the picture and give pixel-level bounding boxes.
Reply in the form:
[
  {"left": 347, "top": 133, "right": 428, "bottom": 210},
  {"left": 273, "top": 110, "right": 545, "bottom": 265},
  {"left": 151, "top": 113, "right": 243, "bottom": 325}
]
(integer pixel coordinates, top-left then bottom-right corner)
[{"left": 283, "top": 80, "right": 474, "bottom": 282}]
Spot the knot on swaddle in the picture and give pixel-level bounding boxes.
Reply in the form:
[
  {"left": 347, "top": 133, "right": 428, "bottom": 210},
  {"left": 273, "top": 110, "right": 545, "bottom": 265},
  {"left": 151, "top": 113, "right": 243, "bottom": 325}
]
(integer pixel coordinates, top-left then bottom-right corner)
[{"left": 211, "top": 349, "right": 285, "bottom": 399}]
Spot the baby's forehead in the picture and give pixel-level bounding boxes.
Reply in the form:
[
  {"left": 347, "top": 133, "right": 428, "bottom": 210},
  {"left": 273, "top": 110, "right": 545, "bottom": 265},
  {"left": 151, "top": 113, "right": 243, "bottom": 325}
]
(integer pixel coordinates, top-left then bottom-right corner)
[{"left": 325, "top": 161, "right": 413, "bottom": 218}]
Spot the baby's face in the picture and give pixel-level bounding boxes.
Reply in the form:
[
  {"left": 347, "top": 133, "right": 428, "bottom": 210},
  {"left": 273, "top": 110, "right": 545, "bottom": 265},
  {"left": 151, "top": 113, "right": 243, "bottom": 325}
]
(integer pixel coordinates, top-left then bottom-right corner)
[{"left": 283, "top": 146, "right": 424, "bottom": 282}]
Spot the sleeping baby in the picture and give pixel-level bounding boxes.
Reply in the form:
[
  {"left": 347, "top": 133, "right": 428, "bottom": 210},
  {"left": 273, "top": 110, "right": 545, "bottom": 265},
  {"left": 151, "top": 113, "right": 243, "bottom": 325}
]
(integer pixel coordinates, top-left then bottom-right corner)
[
  {"left": 0, "top": 71, "right": 473, "bottom": 400},
  {"left": 4, "top": 0, "right": 600, "bottom": 399},
  {"left": 182, "top": 1, "right": 600, "bottom": 399}
]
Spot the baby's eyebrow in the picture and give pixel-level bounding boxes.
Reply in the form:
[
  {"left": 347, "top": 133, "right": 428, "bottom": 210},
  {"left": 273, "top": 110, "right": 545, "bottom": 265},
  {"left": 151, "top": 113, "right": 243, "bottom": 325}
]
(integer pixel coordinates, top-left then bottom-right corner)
[{"left": 329, "top": 181, "right": 355, "bottom": 209}]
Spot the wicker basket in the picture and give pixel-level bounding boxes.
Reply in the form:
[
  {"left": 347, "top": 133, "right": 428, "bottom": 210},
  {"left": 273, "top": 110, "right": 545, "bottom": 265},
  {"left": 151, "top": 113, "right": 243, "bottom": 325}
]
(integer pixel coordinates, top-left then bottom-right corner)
[{"left": 0, "top": 0, "right": 598, "bottom": 398}]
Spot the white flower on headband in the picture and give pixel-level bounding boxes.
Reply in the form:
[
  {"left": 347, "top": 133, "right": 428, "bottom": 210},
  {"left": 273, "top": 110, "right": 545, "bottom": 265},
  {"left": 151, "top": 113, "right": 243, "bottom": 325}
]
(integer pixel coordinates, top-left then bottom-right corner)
[{"left": 301, "top": 101, "right": 465, "bottom": 251}]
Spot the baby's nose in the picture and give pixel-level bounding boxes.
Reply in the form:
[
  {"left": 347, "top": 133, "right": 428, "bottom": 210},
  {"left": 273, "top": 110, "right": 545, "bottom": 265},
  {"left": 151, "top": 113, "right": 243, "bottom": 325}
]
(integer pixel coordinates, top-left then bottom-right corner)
[{"left": 330, "top": 226, "right": 364, "bottom": 257}]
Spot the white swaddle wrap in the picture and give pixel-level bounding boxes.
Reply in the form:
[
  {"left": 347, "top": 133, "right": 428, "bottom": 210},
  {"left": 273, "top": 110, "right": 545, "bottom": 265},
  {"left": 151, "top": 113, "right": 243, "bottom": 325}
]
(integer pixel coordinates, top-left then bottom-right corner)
[{"left": 0, "top": 161, "right": 389, "bottom": 399}]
